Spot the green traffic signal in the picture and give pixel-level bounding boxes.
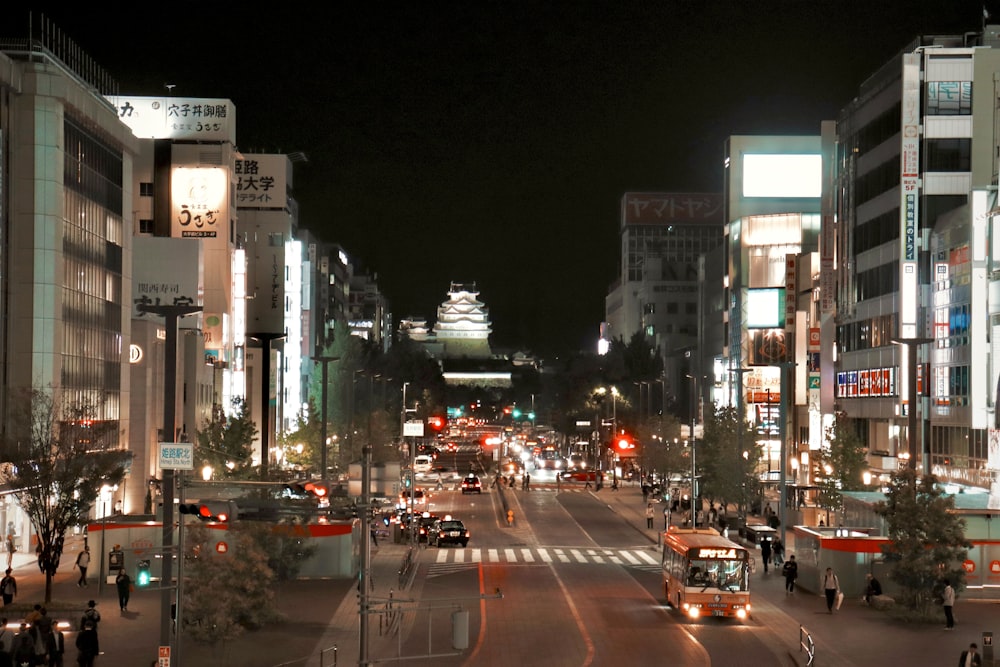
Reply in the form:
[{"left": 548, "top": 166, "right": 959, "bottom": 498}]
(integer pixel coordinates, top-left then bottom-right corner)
[{"left": 136, "top": 559, "right": 151, "bottom": 586}]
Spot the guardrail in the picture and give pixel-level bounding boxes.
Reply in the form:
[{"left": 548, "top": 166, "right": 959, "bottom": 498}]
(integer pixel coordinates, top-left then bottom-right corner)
[{"left": 800, "top": 624, "right": 815, "bottom": 666}]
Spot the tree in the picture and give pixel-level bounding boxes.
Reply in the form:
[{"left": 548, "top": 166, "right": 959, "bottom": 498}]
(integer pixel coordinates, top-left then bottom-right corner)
[
  {"left": 1, "top": 388, "right": 130, "bottom": 602},
  {"left": 815, "top": 415, "right": 869, "bottom": 513},
  {"left": 183, "top": 522, "right": 282, "bottom": 657},
  {"left": 195, "top": 397, "right": 258, "bottom": 480},
  {"left": 699, "top": 406, "right": 762, "bottom": 520},
  {"left": 875, "top": 469, "right": 970, "bottom": 614}
]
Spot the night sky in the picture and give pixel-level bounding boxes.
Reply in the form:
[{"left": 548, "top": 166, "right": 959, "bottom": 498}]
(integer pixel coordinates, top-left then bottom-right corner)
[{"left": 13, "top": 2, "right": 989, "bottom": 355}]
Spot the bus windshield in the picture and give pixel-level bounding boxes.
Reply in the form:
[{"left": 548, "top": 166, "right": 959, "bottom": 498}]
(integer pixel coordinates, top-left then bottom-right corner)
[{"left": 687, "top": 558, "right": 748, "bottom": 592}]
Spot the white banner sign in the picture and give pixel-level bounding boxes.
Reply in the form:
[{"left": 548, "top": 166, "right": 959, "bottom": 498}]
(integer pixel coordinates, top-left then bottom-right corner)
[{"left": 159, "top": 442, "right": 194, "bottom": 471}]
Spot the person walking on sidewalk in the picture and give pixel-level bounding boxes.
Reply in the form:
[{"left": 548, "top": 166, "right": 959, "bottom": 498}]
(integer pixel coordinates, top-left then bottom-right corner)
[
  {"left": 0, "top": 617, "right": 12, "bottom": 667},
  {"left": 115, "top": 570, "right": 132, "bottom": 612},
  {"left": 823, "top": 567, "right": 841, "bottom": 613},
  {"left": 74, "top": 547, "right": 90, "bottom": 588},
  {"left": 74, "top": 621, "right": 98, "bottom": 667},
  {"left": 4, "top": 535, "right": 13, "bottom": 570},
  {"left": 959, "top": 642, "right": 982, "bottom": 667},
  {"left": 942, "top": 578, "right": 956, "bottom": 629},
  {"left": 0, "top": 569, "right": 16, "bottom": 607},
  {"left": 645, "top": 504, "right": 655, "bottom": 529},
  {"left": 759, "top": 538, "right": 772, "bottom": 574}
]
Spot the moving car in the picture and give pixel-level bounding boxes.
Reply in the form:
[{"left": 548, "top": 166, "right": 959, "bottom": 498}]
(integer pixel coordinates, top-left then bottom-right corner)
[
  {"left": 414, "top": 455, "right": 434, "bottom": 473},
  {"left": 428, "top": 518, "right": 470, "bottom": 548},
  {"left": 461, "top": 475, "right": 482, "bottom": 494}
]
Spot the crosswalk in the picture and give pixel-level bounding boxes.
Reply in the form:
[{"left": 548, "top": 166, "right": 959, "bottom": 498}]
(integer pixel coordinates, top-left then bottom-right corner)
[{"left": 426, "top": 546, "right": 662, "bottom": 577}]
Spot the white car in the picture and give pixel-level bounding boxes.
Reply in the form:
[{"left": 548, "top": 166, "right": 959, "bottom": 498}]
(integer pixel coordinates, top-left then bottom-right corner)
[{"left": 414, "top": 455, "right": 434, "bottom": 473}]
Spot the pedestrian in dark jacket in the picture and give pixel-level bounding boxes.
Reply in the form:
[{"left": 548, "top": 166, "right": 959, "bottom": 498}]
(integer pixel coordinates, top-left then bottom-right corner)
[
  {"left": 782, "top": 555, "right": 798, "bottom": 593},
  {"left": 958, "top": 642, "right": 982, "bottom": 667},
  {"left": 45, "top": 627, "right": 64, "bottom": 667},
  {"left": 74, "top": 621, "right": 98, "bottom": 667},
  {"left": 759, "top": 538, "right": 772, "bottom": 573},
  {"left": 115, "top": 570, "right": 132, "bottom": 611},
  {"left": 12, "top": 623, "right": 34, "bottom": 667}
]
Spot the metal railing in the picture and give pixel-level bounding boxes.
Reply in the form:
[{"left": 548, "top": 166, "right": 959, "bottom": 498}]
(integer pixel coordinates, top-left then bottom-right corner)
[
  {"left": 799, "top": 624, "right": 815, "bottom": 666},
  {"left": 398, "top": 546, "right": 416, "bottom": 588}
]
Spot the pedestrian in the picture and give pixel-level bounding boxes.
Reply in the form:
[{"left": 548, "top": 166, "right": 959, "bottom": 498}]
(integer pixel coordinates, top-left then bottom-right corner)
[
  {"left": 864, "top": 573, "right": 882, "bottom": 605},
  {"left": 524, "top": 473, "right": 530, "bottom": 491},
  {"left": 641, "top": 485, "right": 649, "bottom": 503},
  {"left": 24, "top": 605, "right": 41, "bottom": 627},
  {"left": 611, "top": 477, "right": 619, "bottom": 491},
  {"left": 760, "top": 538, "right": 772, "bottom": 573},
  {"left": 115, "top": 569, "right": 132, "bottom": 611},
  {"left": 0, "top": 617, "right": 12, "bottom": 667},
  {"left": 74, "top": 621, "right": 98, "bottom": 667},
  {"left": 781, "top": 554, "right": 799, "bottom": 595},
  {"left": 73, "top": 547, "right": 90, "bottom": 588},
  {"left": 11, "top": 624, "right": 33, "bottom": 667},
  {"left": 45, "top": 624, "right": 64, "bottom": 667},
  {"left": 645, "top": 503, "right": 655, "bottom": 529},
  {"left": 942, "top": 578, "right": 956, "bottom": 629},
  {"left": 959, "top": 642, "right": 983, "bottom": 667},
  {"left": 79, "top": 601, "right": 100, "bottom": 639},
  {"left": 0, "top": 570, "right": 16, "bottom": 607},
  {"left": 30, "top": 610, "right": 49, "bottom": 666},
  {"left": 772, "top": 537, "right": 784, "bottom": 566},
  {"left": 4, "top": 536, "right": 13, "bottom": 570},
  {"left": 823, "top": 567, "right": 841, "bottom": 613}
]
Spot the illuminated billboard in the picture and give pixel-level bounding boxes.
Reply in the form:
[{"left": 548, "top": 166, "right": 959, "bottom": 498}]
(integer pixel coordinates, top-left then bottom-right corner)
[
  {"left": 742, "top": 154, "right": 822, "bottom": 198},
  {"left": 108, "top": 96, "right": 236, "bottom": 143},
  {"left": 171, "top": 167, "right": 228, "bottom": 238},
  {"left": 746, "top": 288, "right": 785, "bottom": 328}
]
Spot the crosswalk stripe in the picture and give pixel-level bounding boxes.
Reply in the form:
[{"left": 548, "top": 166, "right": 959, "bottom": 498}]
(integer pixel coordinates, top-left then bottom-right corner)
[
  {"left": 618, "top": 551, "right": 641, "bottom": 565},
  {"left": 471, "top": 549, "right": 482, "bottom": 562},
  {"left": 635, "top": 550, "right": 659, "bottom": 565},
  {"left": 538, "top": 549, "right": 552, "bottom": 563},
  {"left": 454, "top": 549, "right": 466, "bottom": 563},
  {"left": 521, "top": 548, "right": 534, "bottom": 563},
  {"left": 489, "top": 549, "right": 499, "bottom": 561},
  {"left": 504, "top": 548, "right": 516, "bottom": 561},
  {"left": 571, "top": 550, "right": 587, "bottom": 563},
  {"left": 436, "top": 549, "right": 448, "bottom": 563}
]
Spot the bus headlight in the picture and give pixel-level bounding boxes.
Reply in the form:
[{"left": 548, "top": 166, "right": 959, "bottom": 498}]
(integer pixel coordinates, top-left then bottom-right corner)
[
  {"left": 736, "top": 608, "right": 748, "bottom": 620},
  {"left": 686, "top": 607, "right": 701, "bottom": 619}
]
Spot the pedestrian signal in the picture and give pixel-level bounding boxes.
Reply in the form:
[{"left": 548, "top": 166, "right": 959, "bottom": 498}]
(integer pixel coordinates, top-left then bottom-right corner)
[{"left": 136, "top": 559, "right": 151, "bottom": 586}]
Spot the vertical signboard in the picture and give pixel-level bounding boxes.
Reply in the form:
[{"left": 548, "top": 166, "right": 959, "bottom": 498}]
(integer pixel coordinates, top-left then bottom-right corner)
[{"left": 899, "top": 53, "right": 921, "bottom": 339}]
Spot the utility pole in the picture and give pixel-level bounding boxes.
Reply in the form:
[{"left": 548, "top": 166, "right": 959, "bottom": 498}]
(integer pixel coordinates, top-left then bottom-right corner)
[
  {"left": 359, "top": 444, "right": 372, "bottom": 664},
  {"left": 247, "top": 332, "right": 286, "bottom": 479},
  {"left": 138, "top": 303, "right": 201, "bottom": 654}
]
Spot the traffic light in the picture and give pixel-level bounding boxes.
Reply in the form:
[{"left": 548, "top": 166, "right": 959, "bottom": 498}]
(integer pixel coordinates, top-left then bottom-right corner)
[
  {"left": 512, "top": 408, "right": 522, "bottom": 419},
  {"left": 179, "top": 500, "right": 235, "bottom": 522},
  {"left": 136, "top": 559, "right": 151, "bottom": 587},
  {"left": 427, "top": 416, "right": 445, "bottom": 431},
  {"left": 616, "top": 434, "right": 635, "bottom": 450}
]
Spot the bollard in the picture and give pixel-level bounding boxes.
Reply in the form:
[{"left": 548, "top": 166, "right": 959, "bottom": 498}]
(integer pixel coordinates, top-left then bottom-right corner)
[{"left": 983, "top": 631, "right": 993, "bottom": 665}]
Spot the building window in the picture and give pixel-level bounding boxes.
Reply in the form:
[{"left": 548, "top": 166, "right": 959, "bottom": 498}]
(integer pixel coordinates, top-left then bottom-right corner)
[
  {"left": 666, "top": 302, "right": 678, "bottom": 314},
  {"left": 139, "top": 182, "right": 154, "bottom": 197},
  {"left": 685, "top": 303, "right": 697, "bottom": 315},
  {"left": 139, "top": 219, "right": 154, "bottom": 234},
  {"left": 926, "top": 81, "right": 972, "bottom": 115},
  {"left": 925, "top": 139, "right": 971, "bottom": 172}
]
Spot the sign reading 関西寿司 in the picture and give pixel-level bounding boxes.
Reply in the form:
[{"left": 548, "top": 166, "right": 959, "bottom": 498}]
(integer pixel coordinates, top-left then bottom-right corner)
[{"left": 159, "top": 443, "right": 194, "bottom": 471}]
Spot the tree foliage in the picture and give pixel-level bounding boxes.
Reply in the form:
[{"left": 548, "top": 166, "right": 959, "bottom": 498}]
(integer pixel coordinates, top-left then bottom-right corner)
[
  {"left": 195, "top": 397, "right": 258, "bottom": 480},
  {"left": 1, "top": 388, "right": 130, "bottom": 602},
  {"left": 815, "top": 415, "right": 869, "bottom": 511},
  {"left": 698, "top": 406, "right": 762, "bottom": 519},
  {"left": 875, "top": 469, "right": 970, "bottom": 613},
  {"left": 182, "top": 522, "right": 282, "bottom": 652}
]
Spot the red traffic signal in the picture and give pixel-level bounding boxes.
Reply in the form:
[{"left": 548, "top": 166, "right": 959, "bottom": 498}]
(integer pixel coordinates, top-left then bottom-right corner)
[
  {"left": 427, "top": 416, "right": 445, "bottom": 431},
  {"left": 616, "top": 434, "right": 635, "bottom": 450},
  {"left": 180, "top": 500, "right": 236, "bottom": 522}
]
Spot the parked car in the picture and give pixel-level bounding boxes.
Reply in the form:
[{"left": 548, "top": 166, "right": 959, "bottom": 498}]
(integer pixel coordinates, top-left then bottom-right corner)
[
  {"left": 461, "top": 474, "right": 482, "bottom": 494},
  {"left": 428, "top": 518, "right": 470, "bottom": 547}
]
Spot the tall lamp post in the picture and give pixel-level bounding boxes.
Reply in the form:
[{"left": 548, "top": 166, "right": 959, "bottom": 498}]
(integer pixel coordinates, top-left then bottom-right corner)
[
  {"left": 138, "top": 302, "right": 201, "bottom": 654},
  {"left": 685, "top": 374, "right": 699, "bottom": 526},
  {"left": 247, "top": 331, "right": 286, "bottom": 479},
  {"left": 891, "top": 337, "right": 932, "bottom": 473},
  {"left": 775, "top": 361, "right": 796, "bottom": 548}
]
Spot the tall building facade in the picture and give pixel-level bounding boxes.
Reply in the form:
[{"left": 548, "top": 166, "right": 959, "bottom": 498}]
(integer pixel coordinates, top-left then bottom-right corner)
[
  {"left": 605, "top": 193, "right": 724, "bottom": 405},
  {"left": 835, "top": 29, "right": 1000, "bottom": 491},
  {"left": 0, "top": 35, "right": 136, "bottom": 524}
]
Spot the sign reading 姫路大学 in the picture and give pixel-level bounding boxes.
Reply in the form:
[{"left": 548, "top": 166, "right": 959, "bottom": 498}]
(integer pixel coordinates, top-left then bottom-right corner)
[{"left": 159, "top": 443, "right": 194, "bottom": 471}]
